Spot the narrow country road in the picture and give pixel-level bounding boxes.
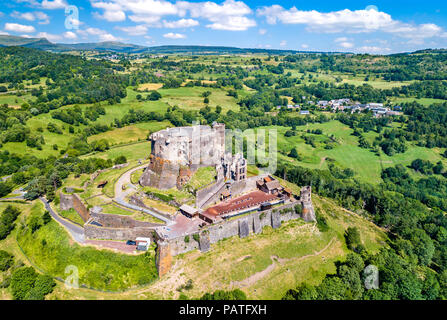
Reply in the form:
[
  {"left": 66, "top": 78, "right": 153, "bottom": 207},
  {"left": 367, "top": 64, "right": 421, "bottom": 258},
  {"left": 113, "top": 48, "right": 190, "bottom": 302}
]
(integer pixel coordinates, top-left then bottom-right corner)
[
  {"left": 39, "top": 197, "right": 85, "bottom": 243},
  {"left": 114, "top": 164, "right": 174, "bottom": 225}
]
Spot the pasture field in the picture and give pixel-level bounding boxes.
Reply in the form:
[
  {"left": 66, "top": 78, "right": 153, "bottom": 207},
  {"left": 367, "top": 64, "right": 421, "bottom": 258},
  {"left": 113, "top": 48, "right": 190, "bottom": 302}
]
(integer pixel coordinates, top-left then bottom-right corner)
[{"left": 260, "top": 120, "right": 446, "bottom": 184}]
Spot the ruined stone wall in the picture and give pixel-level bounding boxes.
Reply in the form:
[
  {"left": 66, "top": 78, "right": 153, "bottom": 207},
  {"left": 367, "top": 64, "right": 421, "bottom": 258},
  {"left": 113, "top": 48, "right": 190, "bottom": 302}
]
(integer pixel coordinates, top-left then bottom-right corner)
[
  {"left": 85, "top": 225, "right": 155, "bottom": 241},
  {"left": 59, "top": 193, "right": 73, "bottom": 211},
  {"left": 156, "top": 242, "right": 172, "bottom": 278},
  {"left": 59, "top": 192, "right": 90, "bottom": 222},
  {"left": 72, "top": 194, "right": 90, "bottom": 222},
  {"left": 196, "top": 179, "right": 226, "bottom": 208},
  {"left": 90, "top": 212, "right": 157, "bottom": 229},
  {"left": 166, "top": 202, "right": 300, "bottom": 256},
  {"left": 141, "top": 124, "right": 226, "bottom": 190}
]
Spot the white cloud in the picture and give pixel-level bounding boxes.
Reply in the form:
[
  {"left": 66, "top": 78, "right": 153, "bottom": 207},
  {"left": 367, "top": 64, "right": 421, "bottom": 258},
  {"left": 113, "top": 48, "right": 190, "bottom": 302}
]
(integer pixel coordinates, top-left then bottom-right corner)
[
  {"left": 37, "top": 31, "right": 62, "bottom": 41},
  {"left": 180, "top": 0, "right": 256, "bottom": 31},
  {"left": 63, "top": 31, "right": 77, "bottom": 39},
  {"left": 4, "top": 23, "right": 36, "bottom": 34},
  {"left": 116, "top": 25, "right": 148, "bottom": 36},
  {"left": 86, "top": 27, "right": 120, "bottom": 41},
  {"left": 301, "top": 44, "right": 309, "bottom": 49},
  {"left": 280, "top": 40, "right": 287, "bottom": 46},
  {"left": 339, "top": 41, "right": 354, "bottom": 49},
  {"left": 41, "top": 0, "right": 67, "bottom": 9},
  {"left": 11, "top": 11, "right": 50, "bottom": 24},
  {"left": 357, "top": 46, "right": 391, "bottom": 54},
  {"left": 257, "top": 5, "right": 446, "bottom": 39},
  {"left": 163, "top": 32, "right": 186, "bottom": 39},
  {"left": 11, "top": 11, "right": 35, "bottom": 21},
  {"left": 90, "top": 0, "right": 256, "bottom": 31},
  {"left": 163, "top": 18, "right": 199, "bottom": 28},
  {"left": 206, "top": 16, "right": 255, "bottom": 31},
  {"left": 92, "top": 2, "right": 126, "bottom": 22},
  {"left": 334, "top": 37, "right": 348, "bottom": 43},
  {"left": 258, "top": 28, "right": 267, "bottom": 35}
]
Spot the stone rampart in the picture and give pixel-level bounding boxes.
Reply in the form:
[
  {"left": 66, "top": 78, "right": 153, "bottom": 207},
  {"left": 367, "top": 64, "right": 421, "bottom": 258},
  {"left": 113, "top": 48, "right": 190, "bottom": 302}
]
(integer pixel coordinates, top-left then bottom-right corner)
[
  {"left": 164, "top": 201, "right": 299, "bottom": 256},
  {"left": 59, "top": 192, "right": 90, "bottom": 222}
]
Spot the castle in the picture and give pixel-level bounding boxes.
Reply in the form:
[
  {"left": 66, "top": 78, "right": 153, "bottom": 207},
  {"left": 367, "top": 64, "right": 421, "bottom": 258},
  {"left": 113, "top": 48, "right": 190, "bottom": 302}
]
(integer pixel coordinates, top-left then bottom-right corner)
[{"left": 140, "top": 123, "right": 247, "bottom": 189}]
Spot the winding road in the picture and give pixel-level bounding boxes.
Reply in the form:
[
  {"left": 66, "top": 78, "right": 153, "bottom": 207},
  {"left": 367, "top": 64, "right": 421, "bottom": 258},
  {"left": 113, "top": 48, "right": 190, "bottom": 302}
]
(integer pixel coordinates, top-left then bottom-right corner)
[
  {"left": 39, "top": 197, "right": 85, "bottom": 243},
  {"left": 114, "top": 164, "right": 174, "bottom": 225}
]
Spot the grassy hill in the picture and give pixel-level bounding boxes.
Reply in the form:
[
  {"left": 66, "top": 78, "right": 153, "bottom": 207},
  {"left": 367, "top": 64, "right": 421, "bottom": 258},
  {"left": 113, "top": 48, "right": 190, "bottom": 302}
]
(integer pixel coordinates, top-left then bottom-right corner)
[{"left": 0, "top": 175, "right": 387, "bottom": 299}]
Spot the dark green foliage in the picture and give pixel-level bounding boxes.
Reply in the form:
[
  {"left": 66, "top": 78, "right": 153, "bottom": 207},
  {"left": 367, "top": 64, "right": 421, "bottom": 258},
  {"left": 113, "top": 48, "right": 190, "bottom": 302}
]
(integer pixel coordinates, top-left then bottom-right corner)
[
  {"left": 0, "top": 181, "right": 13, "bottom": 198},
  {"left": 282, "top": 283, "right": 317, "bottom": 300},
  {"left": 0, "top": 250, "right": 14, "bottom": 271},
  {"left": 200, "top": 289, "right": 247, "bottom": 300},
  {"left": 114, "top": 155, "right": 127, "bottom": 165},
  {"left": 10, "top": 266, "right": 55, "bottom": 300},
  {"left": 147, "top": 90, "right": 162, "bottom": 101},
  {"left": 288, "top": 148, "right": 299, "bottom": 159},
  {"left": 344, "top": 227, "right": 361, "bottom": 251},
  {"left": 315, "top": 210, "right": 329, "bottom": 232},
  {"left": 10, "top": 267, "right": 38, "bottom": 300},
  {"left": 0, "top": 205, "right": 20, "bottom": 240}
]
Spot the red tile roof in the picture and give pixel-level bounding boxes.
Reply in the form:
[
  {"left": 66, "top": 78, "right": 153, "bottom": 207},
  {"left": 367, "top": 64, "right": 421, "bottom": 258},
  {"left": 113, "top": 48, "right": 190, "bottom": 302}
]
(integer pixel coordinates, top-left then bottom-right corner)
[{"left": 204, "top": 191, "right": 278, "bottom": 218}]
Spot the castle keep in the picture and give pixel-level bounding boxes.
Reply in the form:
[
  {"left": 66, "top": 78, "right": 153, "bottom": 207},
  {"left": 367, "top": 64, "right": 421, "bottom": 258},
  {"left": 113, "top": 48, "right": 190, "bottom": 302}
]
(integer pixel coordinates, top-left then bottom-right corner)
[{"left": 139, "top": 123, "right": 247, "bottom": 189}]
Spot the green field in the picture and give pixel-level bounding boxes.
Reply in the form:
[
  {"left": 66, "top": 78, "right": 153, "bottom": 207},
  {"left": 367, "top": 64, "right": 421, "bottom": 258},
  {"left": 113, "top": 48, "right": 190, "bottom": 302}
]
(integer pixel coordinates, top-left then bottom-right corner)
[{"left": 264, "top": 120, "right": 446, "bottom": 184}]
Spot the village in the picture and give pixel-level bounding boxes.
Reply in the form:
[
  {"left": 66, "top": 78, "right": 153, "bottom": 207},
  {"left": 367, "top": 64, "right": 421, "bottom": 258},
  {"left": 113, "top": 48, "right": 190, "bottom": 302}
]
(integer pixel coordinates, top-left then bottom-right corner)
[{"left": 276, "top": 98, "right": 403, "bottom": 118}]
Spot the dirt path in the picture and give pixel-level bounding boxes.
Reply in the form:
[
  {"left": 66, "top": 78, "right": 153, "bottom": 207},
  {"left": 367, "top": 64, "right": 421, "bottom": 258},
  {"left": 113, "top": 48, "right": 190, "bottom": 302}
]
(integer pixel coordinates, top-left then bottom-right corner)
[
  {"left": 231, "top": 237, "right": 336, "bottom": 288},
  {"left": 319, "top": 156, "right": 327, "bottom": 169}
]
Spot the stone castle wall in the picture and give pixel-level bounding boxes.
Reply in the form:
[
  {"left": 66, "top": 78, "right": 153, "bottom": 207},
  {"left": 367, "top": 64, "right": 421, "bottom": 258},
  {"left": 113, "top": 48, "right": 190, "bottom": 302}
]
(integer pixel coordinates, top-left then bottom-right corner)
[
  {"left": 85, "top": 225, "right": 156, "bottom": 241},
  {"left": 85, "top": 212, "right": 159, "bottom": 241},
  {"left": 163, "top": 201, "right": 300, "bottom": 257},
  {"left": 141, "top": 124, "right": 226, "bottom": 190},
  {"left": 195, "top": 179, "right": 226, "bottom": 208},
  {"left": 59, "top": 192, "right": 90, "bottom": 222}
]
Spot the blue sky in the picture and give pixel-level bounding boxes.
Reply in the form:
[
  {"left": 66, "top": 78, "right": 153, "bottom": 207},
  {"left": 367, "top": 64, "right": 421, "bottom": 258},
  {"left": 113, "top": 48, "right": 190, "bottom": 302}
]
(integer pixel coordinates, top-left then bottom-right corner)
[{"left": 0, "top": 0, "right": 446, "bottom": 53}]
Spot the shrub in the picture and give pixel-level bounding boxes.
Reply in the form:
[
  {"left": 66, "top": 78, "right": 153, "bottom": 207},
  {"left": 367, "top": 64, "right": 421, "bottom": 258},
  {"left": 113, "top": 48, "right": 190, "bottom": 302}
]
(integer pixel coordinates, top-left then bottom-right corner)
[
  {"left": 200, "top": 289, "right": 247, "bottom": 300},
  {"left": 0, "top": 250, "right": 14, "bottom": 271},
  {"left": 316, "top": 209, "right": 329, "bottom": 232},
  {"left": 345, "top": 227, "right": 361, "bottom": 250},
  {"left": 114, "top": 155, "right": 127, "bottom": 165},
  {"left": 192, "top": 233, "right": 200, "bottom": 243},
  {"left": 147, "top": 91, "right": 162, "bottom": 101},
  {"left": 0, "top": 206, "right": 21, "bottom": 240},
  {"left": 10, "top": 267, "right": 38, "bottom": 300}
]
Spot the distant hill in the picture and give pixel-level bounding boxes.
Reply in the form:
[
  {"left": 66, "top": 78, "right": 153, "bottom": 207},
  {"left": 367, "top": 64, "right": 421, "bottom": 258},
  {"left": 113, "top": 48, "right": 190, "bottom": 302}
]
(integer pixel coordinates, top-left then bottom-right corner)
[
  {"left": 3, "top": 34, "right": 444, "bottom": 56},
  {"left": 0, "top": 34, "right": 348, "bottom": 55},
  {"left": 0, "top": 35, "right": 66, "bottom": 51},
  {"left": 59, "top": 41, "right": 148, "bottom": 53}
]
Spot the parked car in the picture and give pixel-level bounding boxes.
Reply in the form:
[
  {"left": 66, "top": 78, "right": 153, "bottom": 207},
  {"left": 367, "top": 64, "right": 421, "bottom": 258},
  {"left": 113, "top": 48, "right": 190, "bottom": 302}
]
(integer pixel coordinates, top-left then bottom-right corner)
[{"left": 126, "top": 240, "right": 136, "bottom": 246}]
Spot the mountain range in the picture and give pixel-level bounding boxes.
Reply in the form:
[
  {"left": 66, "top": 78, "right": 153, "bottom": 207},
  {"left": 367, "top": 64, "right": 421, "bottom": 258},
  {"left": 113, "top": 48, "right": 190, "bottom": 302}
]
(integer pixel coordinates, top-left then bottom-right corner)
[{"left": 0, "top": 35, "right": 345, "bottom": 55}]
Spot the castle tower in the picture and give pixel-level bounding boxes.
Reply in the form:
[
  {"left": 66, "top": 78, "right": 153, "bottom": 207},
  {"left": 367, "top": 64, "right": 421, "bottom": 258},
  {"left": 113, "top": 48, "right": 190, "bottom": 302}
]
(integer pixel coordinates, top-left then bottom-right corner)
[{"left": 156, "top": 241, "right": 172, "bottom": 277}]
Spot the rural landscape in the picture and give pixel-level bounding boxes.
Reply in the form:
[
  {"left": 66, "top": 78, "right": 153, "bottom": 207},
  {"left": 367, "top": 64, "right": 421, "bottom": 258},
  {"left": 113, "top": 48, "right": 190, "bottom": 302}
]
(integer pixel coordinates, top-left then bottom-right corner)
[{"left": 0, "top": 0, "right": 447, "bottom": 303}]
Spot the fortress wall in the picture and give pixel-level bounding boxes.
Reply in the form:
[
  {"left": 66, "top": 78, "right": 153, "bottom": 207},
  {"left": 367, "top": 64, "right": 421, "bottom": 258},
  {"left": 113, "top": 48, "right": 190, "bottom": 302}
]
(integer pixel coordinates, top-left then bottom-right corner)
[
  {"left": 196, "top": 179, "right": 226, "bottom": 208},
  {"left": 59, "top": 192, "right": 90, "bottom": 222},
  {"left": 59, "top": 193, "right": 73, "bottom": 211},
  {"left": 72, "top": 194, "right": 90, "bottom": 222},
  {"left": 167, "top": 202, "right": 300, "bottom": 256},
  {"left": 84, "top": 224, "right": 155, "bottom": 241},
  {"left": 90, "top": 212, "right": 157, "bottom": 229}
]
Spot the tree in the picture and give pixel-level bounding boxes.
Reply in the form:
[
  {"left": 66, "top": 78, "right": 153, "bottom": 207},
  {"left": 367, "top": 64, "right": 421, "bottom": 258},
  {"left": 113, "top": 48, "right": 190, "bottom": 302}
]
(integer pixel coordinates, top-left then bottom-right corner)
[
  {"left": 25, "top": 274, "right": 55, "bottom": 300},
  {"left": 114, "top": 155, "right": 127, "bottom": 165},
  {"left": 10, "top": 267, "right": 38, "bottom": 300},
  {"left": 0, "top": 250, "right": 13, "bottom": 271},
  {"left": 147, "top": 91, "right": 162, "bottom": 101},
  {"left": 283, "top": 283, "right": 317, "bottom": 300},
  {"left": 345, "top": 227, "right": 361, "bottom": 251},
  {"left": 288, "top": 148, "right": 299, "bottom": 159},
  {"left": 200, "top": 289, "right": 246, "bottom": 300}
]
